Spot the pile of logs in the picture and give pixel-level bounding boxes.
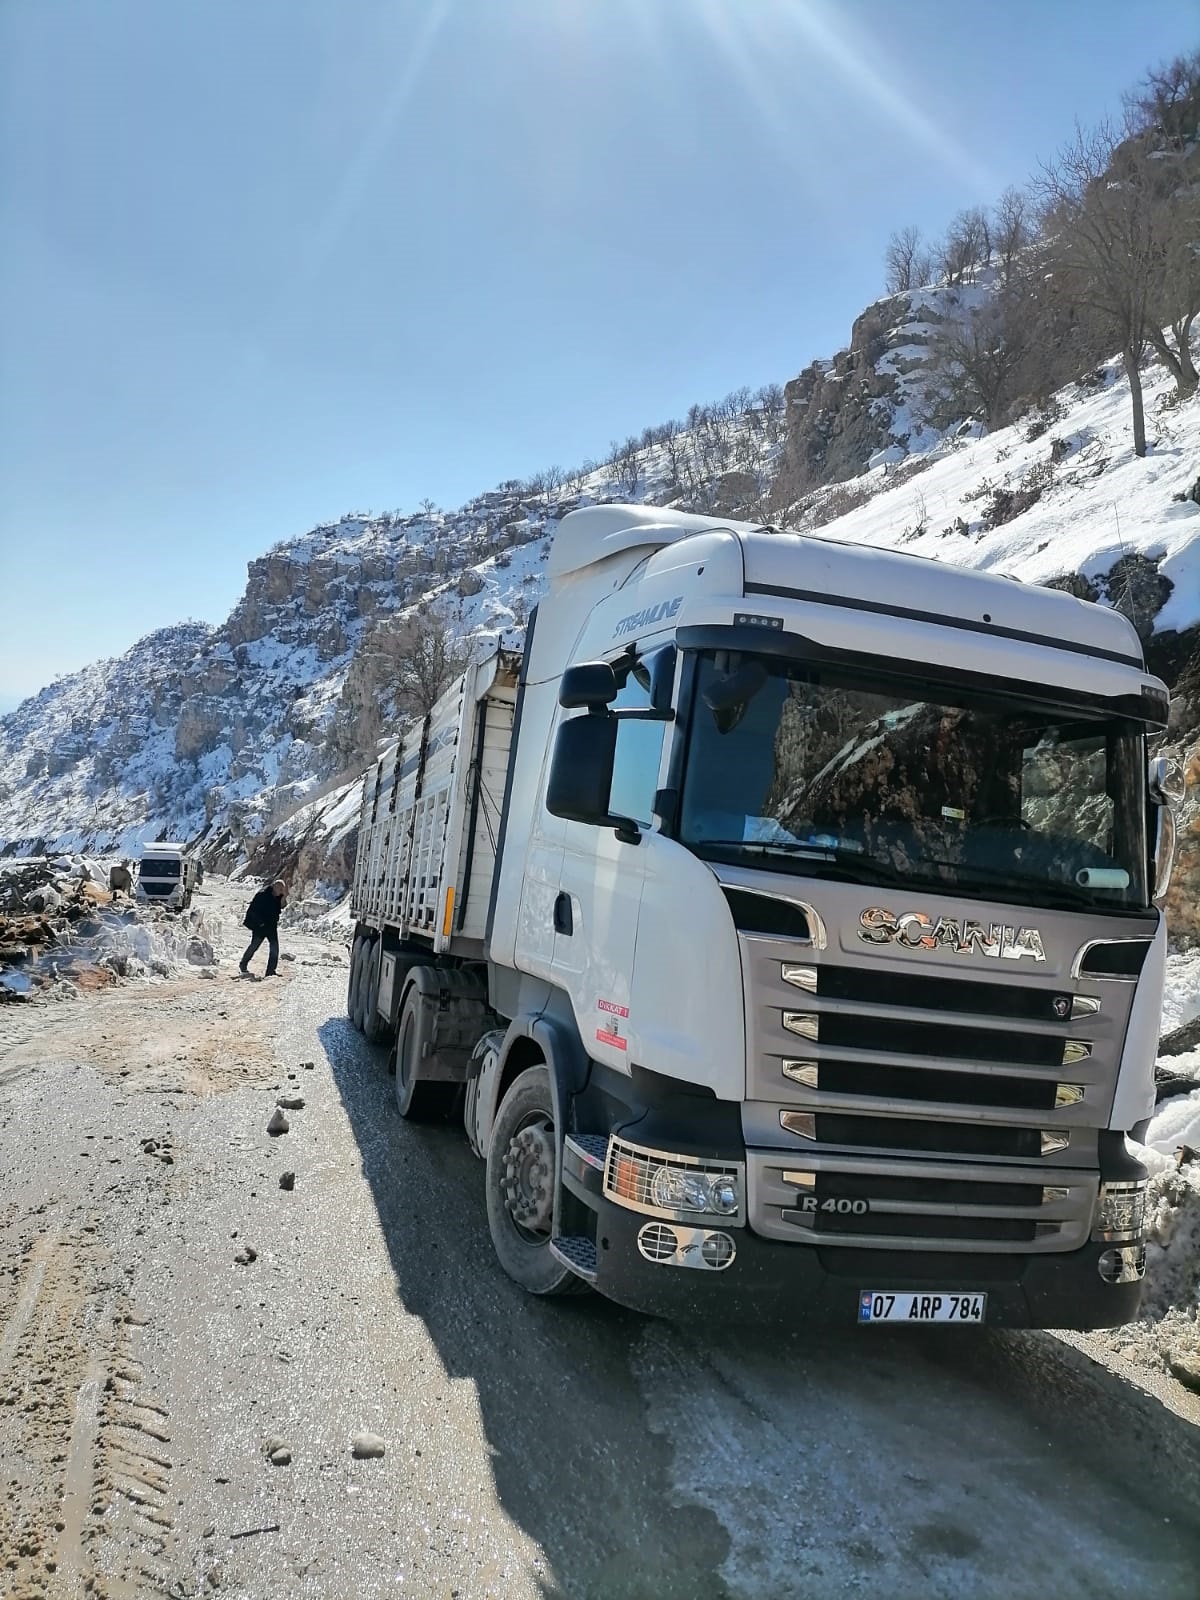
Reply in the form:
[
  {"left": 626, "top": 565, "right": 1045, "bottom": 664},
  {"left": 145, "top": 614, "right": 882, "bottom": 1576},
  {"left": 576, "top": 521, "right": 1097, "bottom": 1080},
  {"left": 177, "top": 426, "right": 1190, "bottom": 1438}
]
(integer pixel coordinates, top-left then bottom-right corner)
[{"left": 0, "top": 866, "right": 111, "bottom": 976}]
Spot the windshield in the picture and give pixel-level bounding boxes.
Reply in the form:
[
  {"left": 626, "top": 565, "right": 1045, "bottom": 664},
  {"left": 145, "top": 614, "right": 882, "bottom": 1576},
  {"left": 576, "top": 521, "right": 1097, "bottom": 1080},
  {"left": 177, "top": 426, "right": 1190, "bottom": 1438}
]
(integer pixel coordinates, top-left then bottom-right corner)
[
  {"left": 680, "top": 651, "right": 1148, "bottom": 911},
  {"left": 139, "top": 858, "right": 181, "bottom": 878}
]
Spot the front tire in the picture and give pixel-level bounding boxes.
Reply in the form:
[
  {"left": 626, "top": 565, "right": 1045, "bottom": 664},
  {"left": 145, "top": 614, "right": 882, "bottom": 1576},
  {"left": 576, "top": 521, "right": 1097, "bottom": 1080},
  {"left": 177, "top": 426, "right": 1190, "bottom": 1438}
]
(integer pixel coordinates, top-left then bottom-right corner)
[{"left": 485, "top": 1065, "right": 586, "bottom": 1296}]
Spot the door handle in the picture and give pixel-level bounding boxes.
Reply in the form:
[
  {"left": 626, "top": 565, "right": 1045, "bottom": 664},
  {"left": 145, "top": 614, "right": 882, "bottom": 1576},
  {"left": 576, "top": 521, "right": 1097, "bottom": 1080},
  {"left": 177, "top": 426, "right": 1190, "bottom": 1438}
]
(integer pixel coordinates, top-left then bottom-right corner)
[{"left": 554, "top": 892, "right": 574, "bottom": 936}]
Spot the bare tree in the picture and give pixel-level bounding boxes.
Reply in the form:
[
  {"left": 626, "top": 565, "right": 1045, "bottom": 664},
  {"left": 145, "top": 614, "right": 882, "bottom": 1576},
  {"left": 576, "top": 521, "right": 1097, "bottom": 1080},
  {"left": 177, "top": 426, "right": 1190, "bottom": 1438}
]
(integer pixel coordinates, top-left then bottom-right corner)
[
  {"left": 939, "top": 207, "right": 992, "bottom": 285},
  {"left": 1125, "top": 47, "right": 1200, "bottom": 151},
  {"left": 394, "top": 608, "right": 472, "bottom": 719},
  {"left": 1038, "top": 122, "right": 1158, "bottom": 455},
  {"left": 992, "top": 187, "right": 1033, "bottom": 281},
  {"left": 885, "top": 225, "right": 924, "bottom": 293},
  {"left": 1125, "top": 54, "right": 1200, "bottom": 397},
  {"left": 662, "top": 421, "right": 686, "bottom": 489},
  {"left": 925, "top": 267, "right": 1042, "bottom": 431},
  {"left": 1146, "top": 168, "right": 1200, "bottom": 397},
  {"left": 615, "top": 436, "right": 641, "bottom": 496}
]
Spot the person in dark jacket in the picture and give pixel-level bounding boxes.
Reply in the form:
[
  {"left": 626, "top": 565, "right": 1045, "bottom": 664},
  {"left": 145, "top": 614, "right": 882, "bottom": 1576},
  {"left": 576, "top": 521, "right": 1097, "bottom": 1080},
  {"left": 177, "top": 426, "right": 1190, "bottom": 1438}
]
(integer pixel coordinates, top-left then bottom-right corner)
[{"left": 239, "top": 879, "right": 286, "bottom": 977}]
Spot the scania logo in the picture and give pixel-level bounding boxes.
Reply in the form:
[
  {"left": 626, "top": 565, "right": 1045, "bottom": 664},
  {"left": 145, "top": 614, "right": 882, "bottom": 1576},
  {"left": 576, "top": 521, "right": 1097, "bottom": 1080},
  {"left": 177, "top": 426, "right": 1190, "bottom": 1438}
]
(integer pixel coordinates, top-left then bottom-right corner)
[{"left": 858, "top": 906, "right": 1046, "bottom": 963}]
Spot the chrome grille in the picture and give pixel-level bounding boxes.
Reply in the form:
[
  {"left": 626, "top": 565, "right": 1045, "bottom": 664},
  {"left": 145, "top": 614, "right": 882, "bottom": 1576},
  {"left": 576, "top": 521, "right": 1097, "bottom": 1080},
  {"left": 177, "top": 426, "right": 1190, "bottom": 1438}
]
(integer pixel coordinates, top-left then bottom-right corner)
[
  {"left": 731, "top": 890, "right": 1143, "bottom": 1254},
  {"left": 749, "top": 1150, "right": 1096, "bottom": 1253},
  {"left": 744, "top": 937, "right": 1128, "bottom": 1161}
]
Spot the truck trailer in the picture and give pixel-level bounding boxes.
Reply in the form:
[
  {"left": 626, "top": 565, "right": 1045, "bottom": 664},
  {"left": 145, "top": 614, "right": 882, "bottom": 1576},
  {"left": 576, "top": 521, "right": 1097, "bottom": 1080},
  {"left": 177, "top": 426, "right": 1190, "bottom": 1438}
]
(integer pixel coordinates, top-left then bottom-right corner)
[{"left": 347, "top": 504, "right": 1184, "bottom": 1328}]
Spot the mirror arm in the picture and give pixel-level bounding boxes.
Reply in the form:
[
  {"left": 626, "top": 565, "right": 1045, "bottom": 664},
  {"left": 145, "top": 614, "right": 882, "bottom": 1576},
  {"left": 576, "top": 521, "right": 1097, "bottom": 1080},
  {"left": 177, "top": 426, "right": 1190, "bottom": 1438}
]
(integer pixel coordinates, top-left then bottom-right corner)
[
  {"left": 611, "top": 815, "right": 641, "bottom": 846},
  {"left": 611, "top": 707, "right": 675, "bottom": 724}
]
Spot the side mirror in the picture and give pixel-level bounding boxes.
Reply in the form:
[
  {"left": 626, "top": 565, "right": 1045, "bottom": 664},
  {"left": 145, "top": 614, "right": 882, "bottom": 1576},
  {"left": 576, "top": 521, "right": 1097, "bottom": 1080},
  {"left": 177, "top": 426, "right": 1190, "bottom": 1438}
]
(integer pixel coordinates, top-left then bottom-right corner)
[
  {"left": 1149, "top": 755, "right": 1185, "bottom": 808},
  {"left": 559, "top": 662, "right": 617, "bottom": 710},
  {"left": 649, "top": 645, "right": 677, "bottom": 715},
  {"left": 1149, "top": 755, "right": 1185, "bottom": 906},
  {"left": 547, "top": 713, "right": 618, "bottom": 825}
]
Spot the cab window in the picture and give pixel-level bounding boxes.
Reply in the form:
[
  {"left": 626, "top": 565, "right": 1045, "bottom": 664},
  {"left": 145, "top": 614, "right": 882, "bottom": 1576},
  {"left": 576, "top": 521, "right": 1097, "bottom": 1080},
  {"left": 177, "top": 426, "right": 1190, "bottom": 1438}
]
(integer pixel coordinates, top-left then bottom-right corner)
[{"left": 608, "top": 664, "right": 665, "bottom": 826}]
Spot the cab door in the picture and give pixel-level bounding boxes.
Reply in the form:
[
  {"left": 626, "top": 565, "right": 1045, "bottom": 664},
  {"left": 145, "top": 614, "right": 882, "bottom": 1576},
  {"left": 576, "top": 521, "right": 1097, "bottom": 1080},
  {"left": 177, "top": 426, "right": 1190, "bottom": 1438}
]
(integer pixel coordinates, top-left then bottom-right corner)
[{"left": 551, "top": 662, "right": 667, "bottom": 1069}]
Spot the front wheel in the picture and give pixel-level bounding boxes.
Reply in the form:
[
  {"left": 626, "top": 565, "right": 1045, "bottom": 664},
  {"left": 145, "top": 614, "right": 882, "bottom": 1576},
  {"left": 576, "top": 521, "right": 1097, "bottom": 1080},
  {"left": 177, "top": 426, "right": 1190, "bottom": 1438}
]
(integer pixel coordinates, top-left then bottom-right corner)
[{"left": 485, "top": 1065, "right": 586, "bottom": 1296}]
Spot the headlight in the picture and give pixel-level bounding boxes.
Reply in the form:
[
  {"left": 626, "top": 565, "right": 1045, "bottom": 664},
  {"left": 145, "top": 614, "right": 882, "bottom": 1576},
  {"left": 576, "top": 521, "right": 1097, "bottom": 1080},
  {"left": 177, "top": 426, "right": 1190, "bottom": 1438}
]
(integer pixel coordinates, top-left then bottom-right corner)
[
  {"left": 650, "top": 1167, "right": 713, "bottom": 1213},
  {"left": 649, "top": 1167, "right": 740, "bottom": 1216},
  {"left": 605, "top": 1136, "right": 744, "bottom": 1225},
  {"left": 1092, "top": 1180, "right": 1147, "bottom": 1243}
]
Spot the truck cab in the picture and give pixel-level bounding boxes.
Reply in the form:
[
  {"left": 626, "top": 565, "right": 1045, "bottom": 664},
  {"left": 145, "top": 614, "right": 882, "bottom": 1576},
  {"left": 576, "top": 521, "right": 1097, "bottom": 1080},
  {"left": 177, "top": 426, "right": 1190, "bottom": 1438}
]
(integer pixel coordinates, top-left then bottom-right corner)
[{"left": 135, "top": 844, "right": 196, "bottom": 911}]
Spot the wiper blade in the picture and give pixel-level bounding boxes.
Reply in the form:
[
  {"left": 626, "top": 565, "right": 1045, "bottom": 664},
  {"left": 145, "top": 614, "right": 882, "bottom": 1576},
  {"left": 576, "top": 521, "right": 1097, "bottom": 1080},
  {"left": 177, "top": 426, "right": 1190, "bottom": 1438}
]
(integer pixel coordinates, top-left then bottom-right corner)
[
  {"left": 919, "top": 857, "right": 1096, "bottom": 907},
  {"left": 697, "top": 840, "right": 914, "bottom": 884},
  {"left": 698, "top": 839, "right": 831, "bottom": 856}
]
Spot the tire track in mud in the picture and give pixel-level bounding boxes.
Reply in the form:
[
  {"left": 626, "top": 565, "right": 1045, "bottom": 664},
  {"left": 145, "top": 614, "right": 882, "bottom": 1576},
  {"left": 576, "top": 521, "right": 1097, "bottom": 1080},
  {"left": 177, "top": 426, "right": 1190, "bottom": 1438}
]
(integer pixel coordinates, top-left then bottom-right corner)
[
  {"left": 0, "top": 1190, "right": 180, "bottom": 1596},
  {"left": 0, "top": 1210, "right": 105, "bottom": 1598}
]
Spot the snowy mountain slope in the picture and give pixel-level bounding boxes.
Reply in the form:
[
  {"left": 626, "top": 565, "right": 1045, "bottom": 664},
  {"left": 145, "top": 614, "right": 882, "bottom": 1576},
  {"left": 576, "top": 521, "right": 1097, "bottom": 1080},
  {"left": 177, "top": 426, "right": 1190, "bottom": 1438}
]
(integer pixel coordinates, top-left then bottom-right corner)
[
  {"left": 772, "top": 276, "right": 1033, "bottom": 502},
  {"left": 0, "top": 253, "right": 1195, "bottom": 908},
  {"left": 792, "top": 348, "right": 1199, "bottom": 632},
  {"left": 247, "top": 336, "right": 1200, "bottom": 931},
  {"left": 0, "top": 396, "right": 784, "bottom": 863}
]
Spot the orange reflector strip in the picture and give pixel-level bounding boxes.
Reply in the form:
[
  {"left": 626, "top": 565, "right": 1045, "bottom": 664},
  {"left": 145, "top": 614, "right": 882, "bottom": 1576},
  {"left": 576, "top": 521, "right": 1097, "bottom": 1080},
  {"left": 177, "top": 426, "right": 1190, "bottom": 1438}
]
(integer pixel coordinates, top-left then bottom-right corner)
[
  {"left": 442, "top": 886, "right": 455, "bottom": 938},
  {"left": 610, "top": 1153, "right": 642, "bottom": 1203}
]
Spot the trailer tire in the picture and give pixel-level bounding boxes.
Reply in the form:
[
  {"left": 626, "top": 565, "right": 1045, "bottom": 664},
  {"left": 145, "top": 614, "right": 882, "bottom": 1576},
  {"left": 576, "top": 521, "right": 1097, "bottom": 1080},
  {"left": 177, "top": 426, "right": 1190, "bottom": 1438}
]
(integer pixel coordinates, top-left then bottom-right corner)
[
  {"left": 347, "top": 935, "right": 367, "bottom": 1029},
  {"left": 485, "top": 1065, "right": 587, "bottom": 1297},
  {"left": 346, "top": 936, "right": 359, "bottom": 1024},
  {"left": 353, "top": 935, "right": 377, "bottom": 1032},
  {"left": 362, "top": 944, "right": 388, "bottom": 1045},
  {"left": 391, "top": 982, "right": 456, "bottom": 1119}
]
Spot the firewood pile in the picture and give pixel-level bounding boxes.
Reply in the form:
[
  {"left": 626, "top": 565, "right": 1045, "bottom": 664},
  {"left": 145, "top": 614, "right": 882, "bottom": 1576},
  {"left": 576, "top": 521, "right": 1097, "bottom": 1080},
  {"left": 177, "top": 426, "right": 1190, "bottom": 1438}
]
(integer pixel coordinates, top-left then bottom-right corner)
[
  {"left": 0, "top": 861, "right": 118, "bottom": 999},
  {"left": 0, "top": 858, "right": 218, "bottom": 1001},
  {"left": 1, "top": 867, "right": 110, "bottom": 952}
]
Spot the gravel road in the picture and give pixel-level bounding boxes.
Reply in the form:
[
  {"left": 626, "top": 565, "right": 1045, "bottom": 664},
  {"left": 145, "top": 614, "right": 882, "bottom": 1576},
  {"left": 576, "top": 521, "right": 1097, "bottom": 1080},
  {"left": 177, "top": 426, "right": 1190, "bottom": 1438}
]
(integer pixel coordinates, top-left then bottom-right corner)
[{"left": 2, "top": 880, "right": 1199, "bottom": 1599}]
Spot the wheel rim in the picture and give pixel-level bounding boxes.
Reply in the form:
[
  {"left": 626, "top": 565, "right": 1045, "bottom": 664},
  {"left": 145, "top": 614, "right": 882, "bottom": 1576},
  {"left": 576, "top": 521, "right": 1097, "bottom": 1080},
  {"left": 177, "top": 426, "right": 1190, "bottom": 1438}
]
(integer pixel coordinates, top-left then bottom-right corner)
[{"left": 500, "top": 1114, "right": 555, "bottom": 1240}]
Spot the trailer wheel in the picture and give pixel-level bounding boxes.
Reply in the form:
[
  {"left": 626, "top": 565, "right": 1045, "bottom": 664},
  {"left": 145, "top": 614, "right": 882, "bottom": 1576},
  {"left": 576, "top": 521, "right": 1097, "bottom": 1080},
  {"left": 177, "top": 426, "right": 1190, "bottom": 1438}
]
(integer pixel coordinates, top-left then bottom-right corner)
[
  {"left": 352, "top": 935, "right": 376, "bottom": 1032},
  {"left": 347, "top": 934, "right": 366, "bottom": 1028},
  {"left": 392, "top": 984, "right": 456, "bottom": 1119},
  {"left": 362, "top": 945, "right": 388, "bottom": 1045},
  {"left": 486, "top": 1065, "right": 587, "bottom": 1296}
]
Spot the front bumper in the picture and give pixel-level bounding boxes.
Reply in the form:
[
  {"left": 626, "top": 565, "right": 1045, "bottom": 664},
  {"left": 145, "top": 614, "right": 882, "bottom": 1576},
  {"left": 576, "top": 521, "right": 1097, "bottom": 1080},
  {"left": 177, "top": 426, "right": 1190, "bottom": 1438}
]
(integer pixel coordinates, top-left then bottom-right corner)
[{"left": 561, "top": 1141, "right": 1144, "bottom": 1329}]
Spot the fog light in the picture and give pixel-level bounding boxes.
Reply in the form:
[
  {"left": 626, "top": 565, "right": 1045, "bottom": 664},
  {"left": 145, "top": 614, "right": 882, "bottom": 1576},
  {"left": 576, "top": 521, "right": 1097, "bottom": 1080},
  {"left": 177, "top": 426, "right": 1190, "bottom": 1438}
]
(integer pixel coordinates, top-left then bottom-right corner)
[
  {"left": 1098, "top": 1245, "right": 1146, "bottom": 1285},
  {"left": 701, "top": 1232, "right": 736, "bottom": 1269},
  {"left": 1092, "top": 1180, "right": 1147, "bottom": 1243}
]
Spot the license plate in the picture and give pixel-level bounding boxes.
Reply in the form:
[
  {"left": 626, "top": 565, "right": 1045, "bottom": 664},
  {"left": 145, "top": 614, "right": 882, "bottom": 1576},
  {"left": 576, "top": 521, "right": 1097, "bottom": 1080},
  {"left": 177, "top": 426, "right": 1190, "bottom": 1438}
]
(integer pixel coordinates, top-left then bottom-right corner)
[{"left": 858, "top": 1291, "right": 986, "bottom": 1324}]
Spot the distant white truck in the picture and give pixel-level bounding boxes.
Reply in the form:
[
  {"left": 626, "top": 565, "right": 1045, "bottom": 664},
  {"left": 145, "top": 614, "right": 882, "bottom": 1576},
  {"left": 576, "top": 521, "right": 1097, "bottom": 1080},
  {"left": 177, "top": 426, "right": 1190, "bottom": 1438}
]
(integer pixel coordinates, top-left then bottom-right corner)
[
  {"left": 135, "top": 844, "right": 197, "bottom": 911},
  {"left": 347, "top": 504, "right": 1183, "bottom": 1330}
]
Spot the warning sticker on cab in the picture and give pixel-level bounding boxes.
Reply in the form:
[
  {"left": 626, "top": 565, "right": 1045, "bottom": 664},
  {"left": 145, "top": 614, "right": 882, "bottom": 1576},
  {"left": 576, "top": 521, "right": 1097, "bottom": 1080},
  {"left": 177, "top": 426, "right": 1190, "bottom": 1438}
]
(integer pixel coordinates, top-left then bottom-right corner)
[
  {"left": 596, "top": 1029, "right": 628, "bottom": 1051},
  {"left": 598, "top": 998, "right": 630, "bottom": 1018}
]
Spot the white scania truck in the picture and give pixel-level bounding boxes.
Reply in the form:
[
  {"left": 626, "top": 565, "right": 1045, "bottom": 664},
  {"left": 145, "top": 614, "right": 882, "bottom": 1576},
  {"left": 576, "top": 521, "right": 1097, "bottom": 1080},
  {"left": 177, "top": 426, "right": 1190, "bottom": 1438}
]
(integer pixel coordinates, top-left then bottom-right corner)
[
  {"left": 347, "top": 505, "right": 1183, "bottom": 1328},
  {"left": 135, "top": 843, "right": 198, "bottom": 910}
]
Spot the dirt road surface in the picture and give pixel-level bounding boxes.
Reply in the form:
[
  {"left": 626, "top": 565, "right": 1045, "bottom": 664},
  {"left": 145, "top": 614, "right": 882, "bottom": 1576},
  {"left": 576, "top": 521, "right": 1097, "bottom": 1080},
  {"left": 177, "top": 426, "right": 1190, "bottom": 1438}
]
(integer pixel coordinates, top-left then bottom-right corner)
[{"left": 2, "top": 880, "right": 1199, "bottom": 1599}]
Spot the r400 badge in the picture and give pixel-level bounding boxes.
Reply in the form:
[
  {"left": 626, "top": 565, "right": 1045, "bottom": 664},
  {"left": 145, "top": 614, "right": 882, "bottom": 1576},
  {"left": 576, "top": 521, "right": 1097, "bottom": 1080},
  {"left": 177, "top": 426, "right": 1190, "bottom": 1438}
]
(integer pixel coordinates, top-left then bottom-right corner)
[{"left": 796, "top": 1196, "right": 870, "bottom": 1215}]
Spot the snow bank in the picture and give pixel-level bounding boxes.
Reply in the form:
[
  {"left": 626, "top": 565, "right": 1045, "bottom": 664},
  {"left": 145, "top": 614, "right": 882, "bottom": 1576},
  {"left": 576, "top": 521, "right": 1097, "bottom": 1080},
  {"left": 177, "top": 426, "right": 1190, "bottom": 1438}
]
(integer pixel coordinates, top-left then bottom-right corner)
[
  {"left": 1161, "top": 947, "right": 1200, "bottom": 1039},
  {"left": 92, "top": 908, "right": 223, "bottom": 980}
]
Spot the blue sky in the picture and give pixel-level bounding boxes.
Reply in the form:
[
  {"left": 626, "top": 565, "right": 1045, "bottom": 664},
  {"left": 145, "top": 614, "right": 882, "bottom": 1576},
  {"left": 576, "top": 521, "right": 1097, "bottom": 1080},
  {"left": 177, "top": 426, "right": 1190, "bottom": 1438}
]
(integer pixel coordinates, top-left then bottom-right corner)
[{"left": 1, "top": 0, "right": 1196, "bottom": 711}]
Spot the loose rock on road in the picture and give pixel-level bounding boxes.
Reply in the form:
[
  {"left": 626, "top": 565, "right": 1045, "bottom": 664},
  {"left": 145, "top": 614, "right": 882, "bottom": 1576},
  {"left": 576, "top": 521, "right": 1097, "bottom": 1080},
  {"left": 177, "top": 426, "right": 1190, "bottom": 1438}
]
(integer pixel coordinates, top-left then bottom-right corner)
[{"left": 1, "top": 879, "right": 1198, "bottom": 1598}]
